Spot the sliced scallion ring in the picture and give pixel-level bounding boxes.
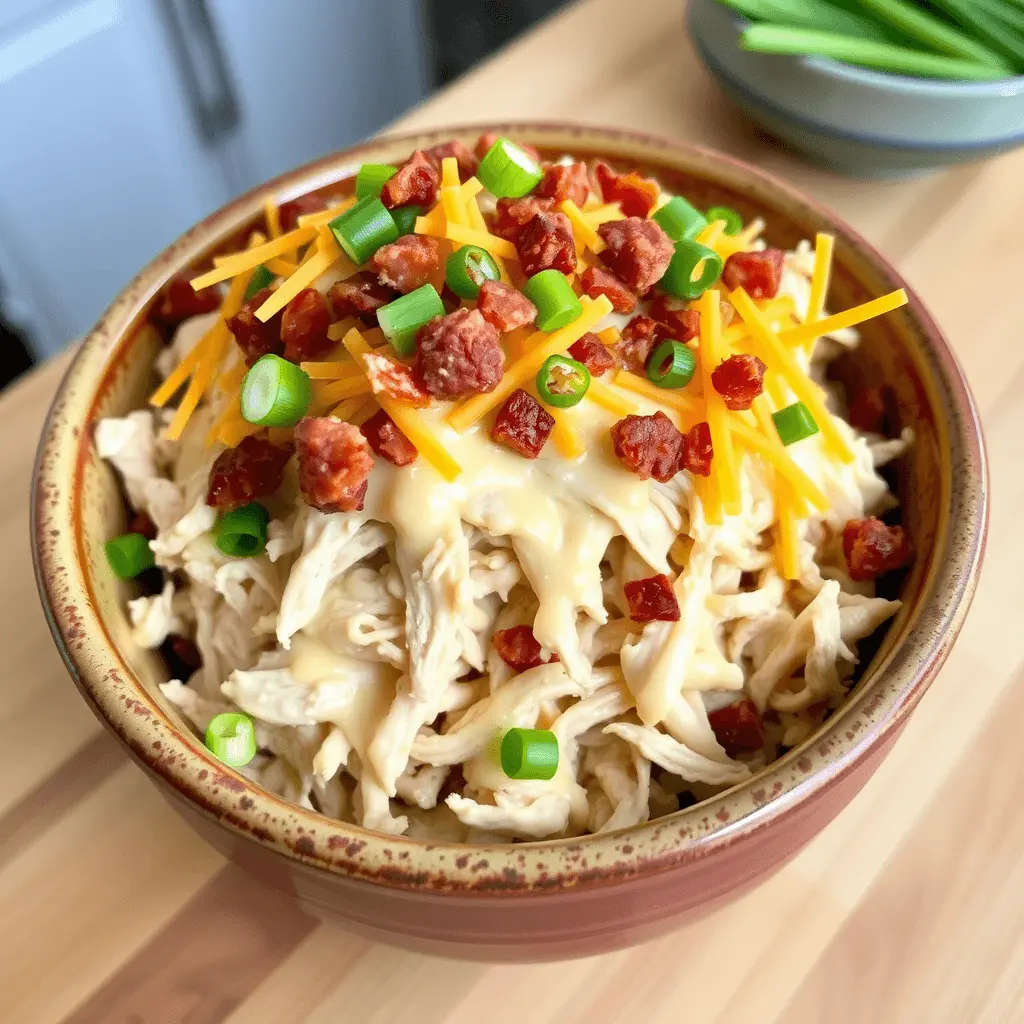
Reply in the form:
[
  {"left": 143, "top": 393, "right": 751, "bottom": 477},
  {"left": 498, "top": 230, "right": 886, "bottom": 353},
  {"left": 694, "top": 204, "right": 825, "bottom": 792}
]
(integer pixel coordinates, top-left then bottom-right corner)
[
  {"left": 205, "top": 712, "right": 257, "bottom": 768},
  {"left": 647, "top": 340, "right": 697, "bottom": 389},
  {"left": 240, "top": 354, "right": 313, "bottom": 427},
  {"left": 477, "top": 137, "right": 543, "bottom": 198}
]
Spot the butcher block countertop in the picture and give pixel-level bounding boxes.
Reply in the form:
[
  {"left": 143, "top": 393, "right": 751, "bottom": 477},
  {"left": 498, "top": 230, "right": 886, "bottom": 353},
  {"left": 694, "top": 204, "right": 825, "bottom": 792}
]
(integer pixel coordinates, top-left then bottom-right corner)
[{"left": 4, "top": 0, "right": 1021, "bottom": 1020}]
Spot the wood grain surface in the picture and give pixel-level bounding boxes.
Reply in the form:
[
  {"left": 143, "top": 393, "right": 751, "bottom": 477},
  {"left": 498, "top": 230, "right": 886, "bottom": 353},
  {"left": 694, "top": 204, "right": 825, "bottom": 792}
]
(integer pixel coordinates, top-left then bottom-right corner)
[{"left": 3, "top": 0, "right": 1019, "bottom": 1020}]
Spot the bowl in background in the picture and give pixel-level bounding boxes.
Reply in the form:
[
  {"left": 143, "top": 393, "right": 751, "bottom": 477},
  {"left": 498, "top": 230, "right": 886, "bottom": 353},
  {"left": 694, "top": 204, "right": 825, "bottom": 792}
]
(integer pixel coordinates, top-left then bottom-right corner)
[
  {"left": 688, "top": 0, "right": 1024, "bottom": 178},
  {"left": 32, "top": 123, "right": 987, "bottom": 961}
]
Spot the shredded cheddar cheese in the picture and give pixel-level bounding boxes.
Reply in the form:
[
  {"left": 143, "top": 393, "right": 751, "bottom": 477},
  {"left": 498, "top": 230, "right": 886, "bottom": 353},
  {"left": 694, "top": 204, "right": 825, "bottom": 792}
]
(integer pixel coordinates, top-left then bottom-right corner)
[
  {"left": 805, "top": 233, "right": 834, "bottom": 326},
  {"left": 255, "top": 237, "right": 343, "bottom": 322},
  {"left": 583, "top": 203, "right": 624, "bottom": 228},
  {"left": 193, "top": 226, "right": 317, "bottom": 290},
  {"left": 610, "top": 370, "right": 701, "bottom": 421},
  {"left": 597, "top": 326, "right": 620, "bottom": 347},
  {"left": 301, "top": 360, "right": 362, "bottom": 379},
  {"left": 777, "top": 289, "right": 908, "bottom": 350},
  {"left": 312, "top": 375, "right": 373, "bottom": 406},
  {"left": 549, "top": 408, "right": 586, "bottom": 459},
  {"left": 561, "top": 200, "right": 605, "bottom": 254},
  {"left": 585, "top": 379, "right": 639, "bottom": 418},
  {"left": 443, "top": 223, "right": 517, "bottom": 260},
  {"left": 264, "top": 198, "right": 282, "bottom": 240},
  {"left": 297, "top": 197, "right": 356, "bottom": 229}
]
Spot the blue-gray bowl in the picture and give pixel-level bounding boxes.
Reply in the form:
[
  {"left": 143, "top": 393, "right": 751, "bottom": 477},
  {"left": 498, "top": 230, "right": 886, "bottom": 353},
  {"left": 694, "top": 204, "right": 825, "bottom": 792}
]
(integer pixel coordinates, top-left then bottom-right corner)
[{"left": 687, "top": 0, "right": 1024, "bottom": 178}]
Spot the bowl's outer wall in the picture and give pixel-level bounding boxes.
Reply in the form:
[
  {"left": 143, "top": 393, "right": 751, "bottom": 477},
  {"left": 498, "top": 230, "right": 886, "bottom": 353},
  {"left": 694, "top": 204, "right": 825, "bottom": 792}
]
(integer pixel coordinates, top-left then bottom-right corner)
[{"left": 32, "top": 123, "right": 987, "bottom": 959}]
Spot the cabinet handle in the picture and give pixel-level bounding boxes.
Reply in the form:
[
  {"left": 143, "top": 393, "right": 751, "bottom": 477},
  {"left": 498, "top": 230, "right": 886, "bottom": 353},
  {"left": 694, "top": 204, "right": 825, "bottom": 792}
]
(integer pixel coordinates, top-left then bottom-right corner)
[{"left": 157, "top": 0, "right": 240, "bottom": 142}]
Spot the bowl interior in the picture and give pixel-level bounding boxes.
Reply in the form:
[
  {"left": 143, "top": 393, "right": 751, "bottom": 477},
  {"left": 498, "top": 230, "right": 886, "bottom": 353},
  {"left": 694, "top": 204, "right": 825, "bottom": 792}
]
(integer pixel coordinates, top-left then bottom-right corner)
[{"left": 33, "top": 124, "right": 986, "bottom": 892}]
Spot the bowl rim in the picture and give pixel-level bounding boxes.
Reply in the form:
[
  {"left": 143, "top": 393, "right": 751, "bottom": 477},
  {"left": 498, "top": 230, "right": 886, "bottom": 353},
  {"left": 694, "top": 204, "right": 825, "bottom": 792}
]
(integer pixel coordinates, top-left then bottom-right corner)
[{"left": 31, "top": 121, "right": 988, "bottom": 895}]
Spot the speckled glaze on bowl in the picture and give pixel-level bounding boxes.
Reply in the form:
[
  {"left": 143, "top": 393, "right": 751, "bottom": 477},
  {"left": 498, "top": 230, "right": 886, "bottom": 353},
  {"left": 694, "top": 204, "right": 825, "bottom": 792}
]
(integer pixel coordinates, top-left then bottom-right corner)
[{"left": 32, "top": 123, "right": 987, "bottom": 961}]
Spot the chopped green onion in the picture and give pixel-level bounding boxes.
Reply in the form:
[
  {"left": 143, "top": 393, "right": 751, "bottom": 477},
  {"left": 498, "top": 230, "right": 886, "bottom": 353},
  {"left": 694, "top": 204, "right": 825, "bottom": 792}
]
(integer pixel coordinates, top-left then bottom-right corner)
[
  {"left": 926, "top": 0, "right": 1024, "bottom": 70},
  {"left": 500, "top": 727, "right": 559, "bottom": 781},
  {"left": 205, "top": 712, "right": 257, "bottom": 768},
  {"left": 647, "top": 340, "right": 697, "bottom": 389},
  {"left": 241, "top": 354, "right": 312, "bottom": 427},
  {"left": 328, "top": 196, "right": 399, "bottom": 264},
  {"left": 704, "top": 206, "right": 744, "bottom": 236},
  {"left": 446, "top": 245, "right": 501, "bottom": 299},
  {"left": 652, "top": 196, "right": 708, "bottom": 242},
  {"left": 536, "top": 354, "right": 591, "bottom": 408},
  {"left": 215, "top": 502, "right": 270, "bottom": 558},
  {"left": 715, "top": 0, "right": 904, "bottom": 43},
  {"left": 377, "top": 283, "right": 445, "bottom": 357},
  {"left": 355, "top": 163, "right": 398, "bottom": 199},
  {"left": 105, "top": 533, "right": 155, "bottom": 580},
  {"left": 522, "top": 270, "right": 582, "bottom": 331},
  {"left": 477, "top": 137, "right": 543, "bottom": 198},
  {"left": 244, "top": 264, "right": 275, "bottom": 301},
  {"left": 391, "top": 205, "right": 423, "bottom": 237},
  {"left": 772, "top": 401, "right": 820, "bottom": 445},
  {"left": 660, "top": 240, "right": 724, "bottom": 300}
]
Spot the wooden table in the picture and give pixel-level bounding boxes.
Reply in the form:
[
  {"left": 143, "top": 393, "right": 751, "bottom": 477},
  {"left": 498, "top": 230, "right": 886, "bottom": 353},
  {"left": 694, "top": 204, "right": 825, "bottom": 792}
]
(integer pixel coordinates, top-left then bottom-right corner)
[{"left": 3, "top": 0, "right": 1020, "bottom": 1020}]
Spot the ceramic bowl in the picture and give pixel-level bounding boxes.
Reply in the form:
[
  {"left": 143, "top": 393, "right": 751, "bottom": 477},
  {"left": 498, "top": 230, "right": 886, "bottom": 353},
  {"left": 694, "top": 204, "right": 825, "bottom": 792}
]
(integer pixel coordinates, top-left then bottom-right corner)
[
  {"left": 32, "top": 123, "right": 987, "bottom": 961},
  {"left": 688, "top": 0, "right": 1024, "bottom": 179}
]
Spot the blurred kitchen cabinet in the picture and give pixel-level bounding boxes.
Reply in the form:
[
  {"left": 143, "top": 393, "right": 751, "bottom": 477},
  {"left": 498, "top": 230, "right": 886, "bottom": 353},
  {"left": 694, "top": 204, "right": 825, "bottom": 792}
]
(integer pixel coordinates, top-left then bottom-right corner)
[{"left": 0, "top": 0, "right": 427, "bottom": 360}]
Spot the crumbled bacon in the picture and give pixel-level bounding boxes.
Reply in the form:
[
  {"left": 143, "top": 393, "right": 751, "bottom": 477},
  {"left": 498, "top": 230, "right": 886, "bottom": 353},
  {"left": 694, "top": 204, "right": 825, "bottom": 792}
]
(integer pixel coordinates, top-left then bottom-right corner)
[
  {"left": 490, "top": 389, "right": 554, "bottom": 459},
  {"left": 477, "top": 280, "right": 537, "bottom": 332},
  {"left": 206, "top": 435, "right": 293, "bottom": 509},
  {"left": 848, "top": 386, "right": 890, "bottom": 435},
  {"left": 414, "top": 308, "right": 504, "bottom": 400},
  {"left": 594, "top": 161, "right": 660, "bottom": 218},
  {"left": 279, "top": 194, "right": 328, "bottom": 232},
  {"left": 364, "top": 352, "right": 430, "bottom": 407},
  {"left": 842, "top": 517, "right": 912, "bottom": 582},
  {"left": 360, "top": 409, "right": 418, "bottom": 466},
  {"left": 711, "top": 354, "right": 767, "bottom": 411},
  {"left": 162, "top": 634, "right": 202, "bottom": 678},
  {"left": 294, "top": 417, "right": 374, "bottom": 514},
  {"left": 708, "top": 700, "right": 765, "bottom": 757},
  {"left": 372, "top": 235, "right": 443, "bottom": 294},
  {"left": 624, "top": 574, "right": 680, "bottom": 622},
  {"left": 568, "top": 333, "right": 615, "bottom": 377},
  {"left": 127, "top": 510, "right": 157, "bottom": 541},
  {"left": 535, "top": 161, "right": 590, "bottom": 206},
  {"left": 681, "top": 421, "right": 713, "bottom": 476},
  {"left": 281, "top": 288, "right": 333, "bottom": 363},
  {"left": 328, "top": 273, "right": 397, "bottom": 320},
  {"left": 380, "top": 150, "right": 439, "bottom": 209},
  {"left": 610, "top": 411, "right": 685, "bottom": 483},
  {"left": 425, "top": 139, "right": 478, "bottom": 179},
  {"left": 649, "top": 294, "right": 701, "bottom": 342},
  {"left": 475, "top": 131, "right": 540, "bottom": 164},
  {"left": 492, "top": 196, "right": 555, "bottom": 242},
  {"left": 515, "top": 211, "right": 576, "bottom": 277},
  {"left": 580, "top": 266, "right": 637, "bottom": 314},
  {"left": 721, "top": 249, "right": 786, "bottom": 300},
  {"left": 598, "top": 217, "right": 674, "bottom": 294},
  {"left": 617, "top": 315, "right": 662, "bottom": 373},
  {"left": 154, "top": 271, "right": 221, "bottom": 325},
  {"left": 226, "top": 289, "right": 285, "bottom": 366},
  {"left": 491, "top": 625, "right": 558, "bottom": 672}
]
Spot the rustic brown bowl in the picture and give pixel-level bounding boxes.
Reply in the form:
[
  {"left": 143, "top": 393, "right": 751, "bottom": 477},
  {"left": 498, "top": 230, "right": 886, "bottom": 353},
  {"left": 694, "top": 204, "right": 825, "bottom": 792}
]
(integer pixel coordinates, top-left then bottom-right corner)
[{"left": 31, "top": 124, "right": 987, "bottom": 962}]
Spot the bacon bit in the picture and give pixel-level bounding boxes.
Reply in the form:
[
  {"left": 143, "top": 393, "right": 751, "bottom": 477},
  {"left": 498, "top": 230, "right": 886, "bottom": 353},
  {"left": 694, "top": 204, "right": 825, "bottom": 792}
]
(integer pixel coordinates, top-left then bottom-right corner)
[
  {"left": 226, "top": 288, "right": 285, "bottom": 366},
  {"left": 281, "top": 288, "right": 333, "bottom": 363},
  {"left": 711, "top": 354, "right": 767, "bottom": 411},
  {"left": 594, "top": 161, "right": 659, "bottom": 218},
  {"left": 681, "top": 422, "right": 713, "bottom": 476},
  {"left": 328, "top": 272, "right": 397, "bottom": 320},
  {"left": 414, "top": 308, "right": 504, "bottom": 400},
  {"left": 624, "top": 574, "right": 680, "bottom": 622},
  {"left": 568, "top": 333, "right": 616, "bottom": 377},
  {"left": 491, "top": 389, "right": 554, "bottom": 459},
  {"left": 708, "top": 700, "right": 765, "bottom": 757},
  {"left": 848, "top": 386, "right": 890, "bottom": 435},
  {"left": 295, "top": 417, "right": 374, "bottom": 514},
  {"left": 207, "top": 435, "right": 294, "bottom": 509},
  {"left": 580, "top": 266, "right": 637, "bottom": 314},
  {"left": 477, "top": 280, "right": 537, "bottom": 332},
  {"left": 425, "top": 139, "right": 478, "bottom": 178},
  {"left": 721, "top": 249, "right": 786, "bottom": 300},
  {"left": 163, "top": 634, "right": 202, "bottom": 677},
  {"left": 154, "top": 271, "right": 221, "bottom": 325},
  {"left": 611, "top": 411, "right": 685, "bottom": 483},
  {"left": 475, "top": 131, "right": 540, "bottom": 164},
  {"left": 617, "top": 315, "right": 663, "bottom": 373},
  {"left": 364, "top": 352, "right": 430, "bottom": 407},
  {"left": 381, "top": 150, "right": 439, "bottom": 210},
  {"left": 535, "top": 161, "right": 590, "bottom": 206},
  {"left": 649, "top": 294, "right": 701, "bottom": 342},
  {"left": 598, "top": 217, "right": 674, "bottom": 295},
  {"left": 127, "top": 510, "right": 157, "bottom": 541},
  {"left": 279, "top": 194, "right": 328, "bottom": 232},
  {"left": 491, "top": 625, "right": 559, "bottom": 671},
  {"left": 492, "top": 196, "right": 555, "bottom": 242},
  {"left": 515, "top": 211, "right": 576, "bottom": 278},
  {"left": 360, "top": 409, "right": 418, "bottom": 466},
  {"left": 372, "top": 235, "right": 444, "bottom": 294},
  {"left": 842, "top": 517, "right": 912, "bottom": 582}
]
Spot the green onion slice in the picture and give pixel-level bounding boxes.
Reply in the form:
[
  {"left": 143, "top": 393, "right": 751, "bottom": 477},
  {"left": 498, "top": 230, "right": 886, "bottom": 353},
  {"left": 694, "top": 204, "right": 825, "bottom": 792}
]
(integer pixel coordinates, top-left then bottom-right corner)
[
  {"left": 647, "top": 340, "right": 697, "bottom": 389},
  {"left": 477, "top": 137, "right": 543, "bottom": 198},
  {"left": 205, "top": 712, "right": 258, "bottom": 768},
  {"left": 704, "top": 205, "right": 744, "bottom": 236},
  {"left": 772, "top": 401, "right": 820, "bottom": 446},
  {"left": 391, "top": 205, "right": 423, "bottom": 237},
  {"left": 105, "top": 533, "right": 155, "bottom": 580},
  {"left": 522, "top": 270, "right": 583, "bottom": 331},
  {"left": 446, "top": 244, "right": 500, "bottom": 299},
  {"left": 500, "top": 727, "right": 559, "bottom": 781},
  {"left": 377, "top": 283, "right": 445, "bottom": 357},
  {"left": 355, "top": 163, "right": 398, "bottom": 199},
  {"left": 328, "top": 196, "right": 399, "bottom": 264},
  {"left": 660, "top": 240, "right": 724, "bottom": 300},
  {"left": 215, "top": 502, "right": 270, "bottom": 558},
  {"left": 652, "top": 196, "right": 708, "bottom": 242},
  {"left": 244, "top": 264, "right": 275, "bottom": 301},
  {"left": 536, "top": 354, "right": 591, "bottom": 408},
  {"left": 241, "top": 354, "right": 313, "bottom": 427}
]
